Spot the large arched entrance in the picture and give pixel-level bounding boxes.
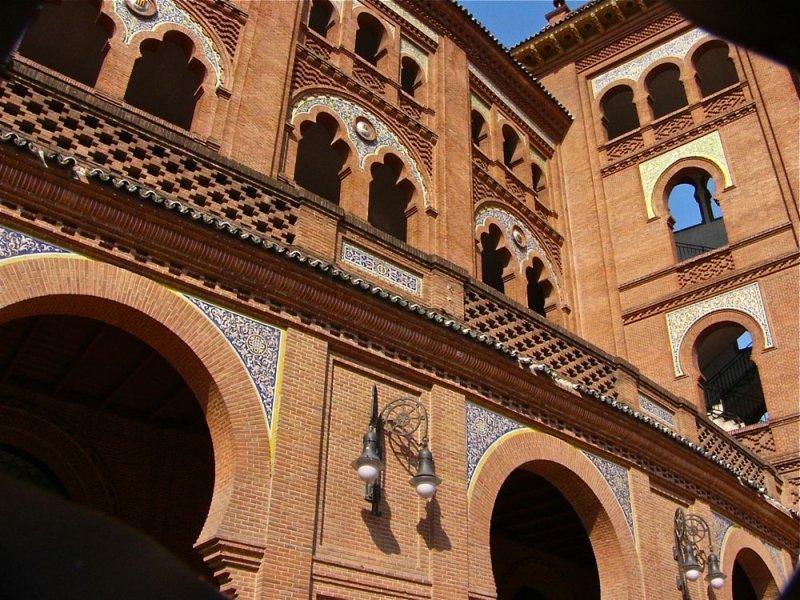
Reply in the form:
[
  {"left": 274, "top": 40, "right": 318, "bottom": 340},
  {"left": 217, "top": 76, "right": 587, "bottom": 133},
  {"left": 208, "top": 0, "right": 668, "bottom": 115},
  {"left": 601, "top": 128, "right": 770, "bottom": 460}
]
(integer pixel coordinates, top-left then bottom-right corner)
[
  {"left": 0, "top": 313, "right": 214, "bottom": 574},
  {"left": 491, "top": 468, "right": 600, "bottom": 599},
  {"left": 0, "top": 253, "right": 274, "bottom": 595},
  {"left": 468, "top": 430, "right": 643, "bottom": 600}
]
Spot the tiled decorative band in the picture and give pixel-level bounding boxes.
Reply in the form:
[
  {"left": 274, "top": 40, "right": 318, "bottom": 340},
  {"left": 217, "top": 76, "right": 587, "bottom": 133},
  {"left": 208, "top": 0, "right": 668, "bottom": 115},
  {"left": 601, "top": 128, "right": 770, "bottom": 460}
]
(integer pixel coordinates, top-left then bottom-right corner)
[
  {"left": 582, "top": 450, "right": 635, "bottom": 536},
  {"left": 639, "top": 395, "right": 675, "bottom": 427},
  {"left": 0, "top": 223, "right": 70, "bottom": 260},
  {"left": 466, "top": 401, "right": 525, "bottom": 492},
  {"left": 341, "top": 241, "right": 421, "bottom": 296}
]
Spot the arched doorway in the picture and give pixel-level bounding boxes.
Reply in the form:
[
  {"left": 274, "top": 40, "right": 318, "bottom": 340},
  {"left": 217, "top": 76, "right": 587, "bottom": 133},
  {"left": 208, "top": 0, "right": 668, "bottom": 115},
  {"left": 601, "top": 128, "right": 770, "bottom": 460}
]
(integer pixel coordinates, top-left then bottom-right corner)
[
  {"left": 730, "top": 548, "right": 780, "bottom": 600},
  {"left": 0, "top": 314, "right": 214, "bottom": 575},
  {"left": 491, "top": 468, "right": 600, "bottom": 599}
]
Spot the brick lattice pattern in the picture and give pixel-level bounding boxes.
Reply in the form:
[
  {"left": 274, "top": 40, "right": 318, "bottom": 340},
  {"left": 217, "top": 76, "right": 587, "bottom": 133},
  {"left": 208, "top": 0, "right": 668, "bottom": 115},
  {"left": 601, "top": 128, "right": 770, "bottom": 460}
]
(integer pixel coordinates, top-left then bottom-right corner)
[
  {"left": 464, "top": 285, "right": 618, "bottom": 395},
  {"left": 0, "top": 77, "right": 298, "bottom": 245},
  {"left": 697, "top": 418, "right": 765, "bottom": 486}
]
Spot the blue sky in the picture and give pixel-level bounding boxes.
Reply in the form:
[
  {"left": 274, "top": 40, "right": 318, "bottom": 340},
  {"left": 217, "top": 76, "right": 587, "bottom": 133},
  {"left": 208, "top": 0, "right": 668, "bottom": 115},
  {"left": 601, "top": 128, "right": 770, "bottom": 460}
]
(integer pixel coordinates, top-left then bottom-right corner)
[{"left": 458, "top": 0, "right": 589, "bottom": 48}]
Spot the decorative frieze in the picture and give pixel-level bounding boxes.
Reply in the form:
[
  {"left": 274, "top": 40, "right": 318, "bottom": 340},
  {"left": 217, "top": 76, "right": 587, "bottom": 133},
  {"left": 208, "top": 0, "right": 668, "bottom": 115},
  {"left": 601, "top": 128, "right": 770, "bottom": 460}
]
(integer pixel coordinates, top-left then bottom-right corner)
[
  {"left": 639, "top": 395, "right": 675, "bottom": 428},
  {"left": 638, "top": 131, "right": 732, "bottom": 220},
  {"left": 711, "top": 510, "right": 735, "bottom": 551},
  {"left": 341, "top": 241, "right": 422, "bottom": 296},
  {"left": 666, "top": 283, "right": 773, "bottom": 376},
  {"left": 591, "top": 28, "right": 709, "bottom": 97},
  {"left": 112, "top": 0, "right": 225, "bottom": 86},
  {"left": 0, "top": 223, "right": 70, "bottom": 260},
  {"left": 466, "top": 401, "right": 525, "bottom": 494},
  {"left": 291, "top": 94, "right": 430, "bottom": 207},
  {"left": 376, "top": 0, "right": 439, "bottom": 42}
]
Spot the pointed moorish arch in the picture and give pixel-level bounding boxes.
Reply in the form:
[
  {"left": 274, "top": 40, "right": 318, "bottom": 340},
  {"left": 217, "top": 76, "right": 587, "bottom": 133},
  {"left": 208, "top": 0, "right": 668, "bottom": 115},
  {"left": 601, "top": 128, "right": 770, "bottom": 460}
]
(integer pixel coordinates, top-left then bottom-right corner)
[
  {"left": 0, "top": 254, "right": 271, "bottom": 587},
  {"left": 467, "top": 429, "right": 643, "bottom": 600}
]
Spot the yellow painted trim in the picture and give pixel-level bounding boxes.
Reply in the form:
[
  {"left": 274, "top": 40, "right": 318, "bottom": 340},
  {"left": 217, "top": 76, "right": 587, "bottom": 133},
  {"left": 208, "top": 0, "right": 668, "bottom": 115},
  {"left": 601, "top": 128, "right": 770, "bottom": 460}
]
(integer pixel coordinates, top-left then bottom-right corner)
[{"left": 269, "top": 328, "right": 287, "bottom": 466}]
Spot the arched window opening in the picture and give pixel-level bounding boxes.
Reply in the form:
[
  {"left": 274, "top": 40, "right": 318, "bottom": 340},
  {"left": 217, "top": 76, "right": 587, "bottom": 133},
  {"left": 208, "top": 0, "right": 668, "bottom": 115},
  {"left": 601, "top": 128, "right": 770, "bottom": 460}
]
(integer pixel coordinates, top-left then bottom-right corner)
[
  {"left": 354, "top": 13, "right": 386, "bottom": 66},
  {"left": 696, "top": 323, "right": 766, "bottom": 430},
  {"left": 731, "top": 549, "right": 781, "bottom": 600},
  {"left": 667, "top": 169, "right": 727, "bottom": 260},
  {"left": 526, "top": 261, "right": 552, "bottom": 318},
  {"left": 17, "top": 0, "right": 113, "bottom": 87},
  {"left": 124, "top": 31, "right": 206, "bottom": 129},
  {"left": 491, "top": 468, "right": 601, "bottom": 599},
  {"left": 293, "top": 114, "right": 348, "bottom": 204},
  {"left": 471, "top": 110, "right": 488, "bottom": 150},
  {"left": 400, "top": 57, "right": 422, "bottom": 97},
  {"left": 0, "top": 314, "right": 215, "bottom": 577},
  {"left": 600, "top": 85, "right": 640, "bottom": 140},
  {"left": 502, "top": 125, "right": 523, "bottom": 170},
  {"left": 694, "top": 42, "right": 739, "bottom": 97},
  {"left": 646, "top": 64, "right": 688, "bottom": 119},
  {"left": 368, "top": 155, "right": 413, "bottom": 241},
  {"left": 479, "top": 225, "right": 511, "bottom": 294},
  {"left": 308, "top": 0, "right": 335, "bottom": 38}
]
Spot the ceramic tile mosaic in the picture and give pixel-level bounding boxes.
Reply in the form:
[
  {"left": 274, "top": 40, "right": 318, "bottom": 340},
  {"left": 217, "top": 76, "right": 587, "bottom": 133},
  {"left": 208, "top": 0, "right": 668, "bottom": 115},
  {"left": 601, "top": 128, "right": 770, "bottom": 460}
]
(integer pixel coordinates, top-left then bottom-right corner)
[
  {"left": 765, "top": 541, "right": 786, "bottom": 581},
  {"left": 582, "top": 450, "right": 635, "bottom": 535},
  {"left": 0, "top": 223, "right": 70, "bottom": 260},
  {"left": 711, "top": 510, "right": 735, "bottom": 551},
  {"left": 400, "top": 38, "right": 428, "bottom": 75},
  {"left": 638, "top": 131, "right": 732, "bottom": 219},
  {"left": 112, "top": 0, "right": 225, "bottom": 86},
  {"left": 341, "top": 241, "right": 421, "bottom": 296},
  {"left": 185, "top": 295, "right": 283, "bottom": 429},
  {"left": 475, "top": 207, "right": 560, "bottom": 293},
  {"left": 639, "top": 395, "right": 675, "bottom": 427},
  {"left": 666, "top": 283, "right": 772, "bottom": 376},
  {"left": 466, "top": 401, "right": 525, "bottom": 492},
  {"left": 468, "top": 64, "right": 554, "bottom": 147},
  {"left": 376, "top": 0, "right": 439, "bottom": 42},
  {"left": 470, "top": 93, "right": 491, "bottom": 120},
  {"left": 591, "top": 28, "right": 709, "bottom": 97},
  {"left": 291, "top": 94, "right": 430, "bottom": 207}
]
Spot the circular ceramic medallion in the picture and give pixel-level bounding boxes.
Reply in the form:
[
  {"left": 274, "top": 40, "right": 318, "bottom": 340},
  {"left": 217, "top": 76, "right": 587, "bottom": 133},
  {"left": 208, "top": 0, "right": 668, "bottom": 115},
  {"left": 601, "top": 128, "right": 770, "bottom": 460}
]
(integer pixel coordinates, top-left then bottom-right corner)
[
  {"left": 125, "top": 0, "right": 158, "bottom": 18},
  {"left": 354, "top": 116, "right": 377, "bottom": 142},
  {"left": 511, "top": 225, "right": 527, "bottom": 249},
  {"left": 246, "top": 334, "right": 268, "bottom": 356}
]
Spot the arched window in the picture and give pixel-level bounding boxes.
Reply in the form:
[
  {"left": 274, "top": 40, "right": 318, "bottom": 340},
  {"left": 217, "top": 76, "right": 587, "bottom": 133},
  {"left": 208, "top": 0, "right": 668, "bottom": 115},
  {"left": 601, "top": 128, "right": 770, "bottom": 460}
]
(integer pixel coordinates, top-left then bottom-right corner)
[
  {"left": 17, "top": 0, "right": 113, "bottom": 86},
  {"left": 693, "top": 42, "right": 739, "bottom": 97},
  {"left": 667, "top": 169, "right": 727, "bottom": 260},
  {"left": 525, "top": 259, "right": 553, "bottom": 317},
  {"left": 502, "top": 125, "right": 523, "bottom": 170},
  {"left": 354, "top": 13, "right": 386, "bottom": 67},
  {"left": 646, "top": 64, "right": 688, "bottom": 119},
  {"left": 400, "top": 57, "right": 422, "bottom": 97},
  {"left": 308, "top": 0, "right": 335, "bottom": 38},
  {"left": 294, "top": 114, "right": 349, "bottom": 204},
  {"left": 368, "top": 155, "right": 414, "bottom": 241},
  {"left": 600, "top": 85, "right": 640, "bottom": 140},
  {"left": 123, "top": 31, "right": 206, "bottom": 129},
  {"left": 696, "top": 324, "right": 766, "bottom": 429},
  {"left": 531, "top": 162, "right": 549, "bottom": 205},
  {"left": 471, "top": 110, "right": 488, "bottom": 150},
  {"left": 479, "top": 225, "right": 511, "bottom": 293}
]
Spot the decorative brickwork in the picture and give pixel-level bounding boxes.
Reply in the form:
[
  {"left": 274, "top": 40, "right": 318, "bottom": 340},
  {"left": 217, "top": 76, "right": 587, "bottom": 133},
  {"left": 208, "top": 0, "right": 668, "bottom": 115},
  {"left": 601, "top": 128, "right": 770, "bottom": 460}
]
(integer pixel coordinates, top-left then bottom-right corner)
[
  {"left": 653, "top": 112, "right": 694, "bottom": 141},
  {"left": 0, "top": 76, "right": 298, "bottom": 246},
  {"left": 351, "top": 60, "right": 388, "bottom": 96},
  {"left": 698, "top": 419, "right": 765, "bottom": 487},
  {"left": 605, "top": 133, "right": 645, "bottom": 160},
  {"left": 733, "top": 425, "right": 777, "bottom": 457},
  {"left": 676, "top": 250, "right": 735, "bottom": 287},
  {"left": 702, "top": 86, "right": 747, "bottom": 118},
  {"left": 464, "top": 284, "right": 617, "bottom": 395},
  {"left": 180, "top": 0, "right": 246, "bottom": 60}
]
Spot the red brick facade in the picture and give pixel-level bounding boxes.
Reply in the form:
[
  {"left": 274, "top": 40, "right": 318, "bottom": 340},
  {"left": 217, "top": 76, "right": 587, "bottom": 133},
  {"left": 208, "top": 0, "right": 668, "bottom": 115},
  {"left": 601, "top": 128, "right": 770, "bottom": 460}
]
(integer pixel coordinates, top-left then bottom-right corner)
[{"left": 0, "top": 0, "right": 796, "bottom": 598}]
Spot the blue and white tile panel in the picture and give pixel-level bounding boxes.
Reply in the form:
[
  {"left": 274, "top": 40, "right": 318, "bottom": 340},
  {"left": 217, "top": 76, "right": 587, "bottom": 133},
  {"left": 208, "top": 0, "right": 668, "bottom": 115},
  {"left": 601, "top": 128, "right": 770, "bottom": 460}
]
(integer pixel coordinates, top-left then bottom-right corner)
[
  {"left": 0, "top": 223, "right": 71, "bottom": 260},
  {"left": 639, "top": 395, "right": 675, "bottom": 428},
  {"left": 341, "top": 241, "right": 421, "bottom": 296},
  {"left": 711, "top": 510, "right": 735, "bottom": 551},
  {"left": 185, "top": 296, "right": 283, "bottom": 429},
  {"left": 582, "top": 450, "right": 635, "bottom": 536},
  {"left": 466, "top": 401, "right": 525, "bottom": 492}
]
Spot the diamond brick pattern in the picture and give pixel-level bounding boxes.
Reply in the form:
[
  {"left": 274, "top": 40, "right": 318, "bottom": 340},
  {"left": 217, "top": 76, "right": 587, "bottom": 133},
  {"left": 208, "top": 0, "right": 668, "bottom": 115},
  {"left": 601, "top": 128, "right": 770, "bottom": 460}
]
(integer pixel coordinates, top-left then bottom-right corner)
[
  {"left": 677, "top": 251, "right": 735, "bottom": 287},
  {"left": 605, "top": 134, "right": 645, "bottom": 160},
  {"left": 733, "top": 426, "right": 777, "bottom": 457},
  {"left": 697, "top": 418, "right": 765, "bottom": 486},
  {"left": 703, "top": 88, "right": 746, "bottom": 119},
  {"left": 352, "top": 60, "right": 387, "bottom": 96},
  {"left": 0, "top": 77, "right": 298, "bottom": 245},
  {"left": 464, "top": 285, "right": 617, "bottom": 395},
  {"left": 654, "top": 112, "right": 694, "bottom": 141}
]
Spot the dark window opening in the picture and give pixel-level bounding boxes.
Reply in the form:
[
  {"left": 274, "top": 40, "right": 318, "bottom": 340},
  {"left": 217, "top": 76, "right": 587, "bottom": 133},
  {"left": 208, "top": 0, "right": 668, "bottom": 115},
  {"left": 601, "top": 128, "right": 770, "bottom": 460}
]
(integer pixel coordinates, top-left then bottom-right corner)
[
  {"left": 294, "top": 115, "right": 347, "bottom": 204},
  {"left": 526, "top": 261, "right": 552, "bottom": 318},
  {"left": 667, "top": 169, "right": 727, "bottom": 260},
  {"left": 471, "top": 110, "right": 488, "bottom": 149},
  {"left": 694, "top": 42, "right": 739, "bottom": 97},
  {"left": 400, "top": 57, "right": 422, "bottom": 97},
  {"left": 354, "top": 13, "right": 385, "bottom": 66},
  {"left": 124, "top": 31, "right": 206, "bottom": 129},
  {"left": 480, "top": 225, "right": 510, "bottom": 293},
  {"left": 308, "top": 0, "right": 334, "bottom": 38},
  {"left": 646, "top": 64, "right": 688, "bottom": 119},
  {"left": 502, "top": 125, "right": 521, "bottom": 169},
  {"left": 368, "top": 155, "right": 413, "bottom": 241},
  {"left": 601, "top": 85, "right": 640, "bottom": 140},
  {"left": 17, "top": 0, "right": 113, "bottom": 86},
  {"left": 697, "top": 324, "right": 766, "bottom": 429}
]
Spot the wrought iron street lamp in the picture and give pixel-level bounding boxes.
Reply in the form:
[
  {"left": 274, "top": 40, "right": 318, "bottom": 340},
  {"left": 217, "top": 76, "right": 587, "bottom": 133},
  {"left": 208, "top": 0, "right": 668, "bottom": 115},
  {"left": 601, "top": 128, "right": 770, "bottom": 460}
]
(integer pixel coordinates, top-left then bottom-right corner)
[
  {"left": 673, "top": 508, "right": 726, "bottom": 598},
  {"left": 352, "top": 385, "right": 441, "bottom": 515}
]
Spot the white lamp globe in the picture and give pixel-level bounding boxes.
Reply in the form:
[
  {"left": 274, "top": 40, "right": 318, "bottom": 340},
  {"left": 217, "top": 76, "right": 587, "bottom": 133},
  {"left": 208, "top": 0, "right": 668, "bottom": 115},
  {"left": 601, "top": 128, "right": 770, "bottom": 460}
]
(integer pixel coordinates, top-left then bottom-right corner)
[
  {"left": 415, "top": 480, "right": 438, "bottom": 498},
  {"left": 685, "top": 568, "right": 701, "bottom": 582},
  {"left": 709, "top": 575, "right": 725, "bottom": 589},
  {"left": 357, "top": 462, "right": 380, "bottom": 483}
]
